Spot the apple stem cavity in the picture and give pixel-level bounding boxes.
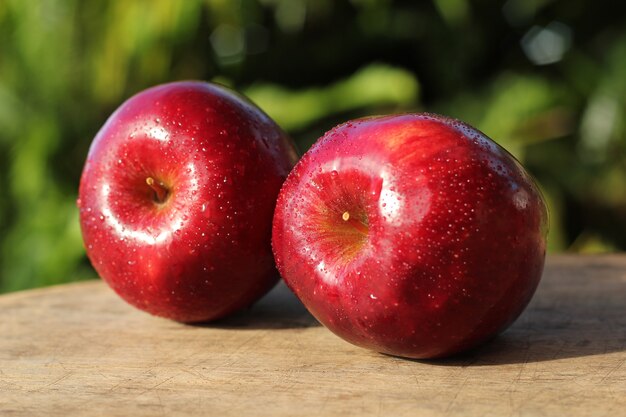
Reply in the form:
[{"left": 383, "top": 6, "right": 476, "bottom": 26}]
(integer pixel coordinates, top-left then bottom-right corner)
[
  {"left": 146, "top": 177, "right": 169, "bottom": 204},
  {"left": 342, "top": 211, "right": 368, "bottom": 235}
]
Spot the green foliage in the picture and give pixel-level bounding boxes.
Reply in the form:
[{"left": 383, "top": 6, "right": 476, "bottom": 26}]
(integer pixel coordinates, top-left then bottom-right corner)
[
  {"left": 0, "top": 0, "right": 624, "bottom": 292},
  {"left": 245, "top": 63, "right": 419, "bottom": 131}
]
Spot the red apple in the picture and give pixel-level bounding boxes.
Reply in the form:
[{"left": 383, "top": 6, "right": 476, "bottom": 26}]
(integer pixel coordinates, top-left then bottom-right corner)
[
  {"left": 272, "top": 113, "right": 548, "bottom": 359},
  {"left": 78, "top": 81, "right": 298, "bottom": 322}
]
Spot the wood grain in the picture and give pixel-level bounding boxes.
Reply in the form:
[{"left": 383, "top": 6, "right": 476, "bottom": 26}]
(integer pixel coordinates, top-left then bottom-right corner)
[{"left": 1, "top": 255, "right": 625, "bottom": 416}]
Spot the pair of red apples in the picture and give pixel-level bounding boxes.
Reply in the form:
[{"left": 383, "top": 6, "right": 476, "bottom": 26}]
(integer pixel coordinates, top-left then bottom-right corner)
[{"left": 78, "top": 82, "right": 548, "bottom": 359}]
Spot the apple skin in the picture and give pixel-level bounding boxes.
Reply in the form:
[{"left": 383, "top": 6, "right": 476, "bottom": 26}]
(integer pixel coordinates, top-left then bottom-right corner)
[
  {"left": 272, "top": 113, "right": 548, "bottom": 359},
  {"left": 78, "top": 81, "right": 298, "bottom": 323}
]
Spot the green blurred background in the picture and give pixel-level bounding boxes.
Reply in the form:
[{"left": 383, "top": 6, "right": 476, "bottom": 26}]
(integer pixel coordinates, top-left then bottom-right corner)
[{"left": 0, "top": 0, "right": 624, "bottom": 293}]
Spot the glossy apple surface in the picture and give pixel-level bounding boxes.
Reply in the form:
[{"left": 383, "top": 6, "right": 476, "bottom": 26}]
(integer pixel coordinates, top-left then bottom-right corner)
[
  {"left": 272, "top": 113, "right": 548, "bottom": 359},
  {"left": 79, "top": 81, "right": 298, "bottom": 322}
]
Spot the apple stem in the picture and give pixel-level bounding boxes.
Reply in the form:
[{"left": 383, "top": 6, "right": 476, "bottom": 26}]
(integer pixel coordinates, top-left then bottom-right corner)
[
  {"left": 146, "top": 177, "right": 169, "bottom": 203},
  {"left": 342, "top": 211, "right": 369, "bottom": 235}
]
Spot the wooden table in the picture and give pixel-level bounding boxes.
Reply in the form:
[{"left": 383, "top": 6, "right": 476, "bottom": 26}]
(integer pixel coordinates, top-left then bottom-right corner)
[{"left": 1, "top": 255, "right": 625, "bottom": 416}]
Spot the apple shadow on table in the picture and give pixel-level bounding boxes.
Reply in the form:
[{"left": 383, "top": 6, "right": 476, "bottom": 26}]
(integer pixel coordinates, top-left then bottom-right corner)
[
  {"left": 422, "top": 261, "right": 626, "bottom": 367},
  {"left": 198, "top": 281, "right": 320, "bottom": 330},
  {"left": 194, "top": 259, "right": 626, "bottom": 363}
]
